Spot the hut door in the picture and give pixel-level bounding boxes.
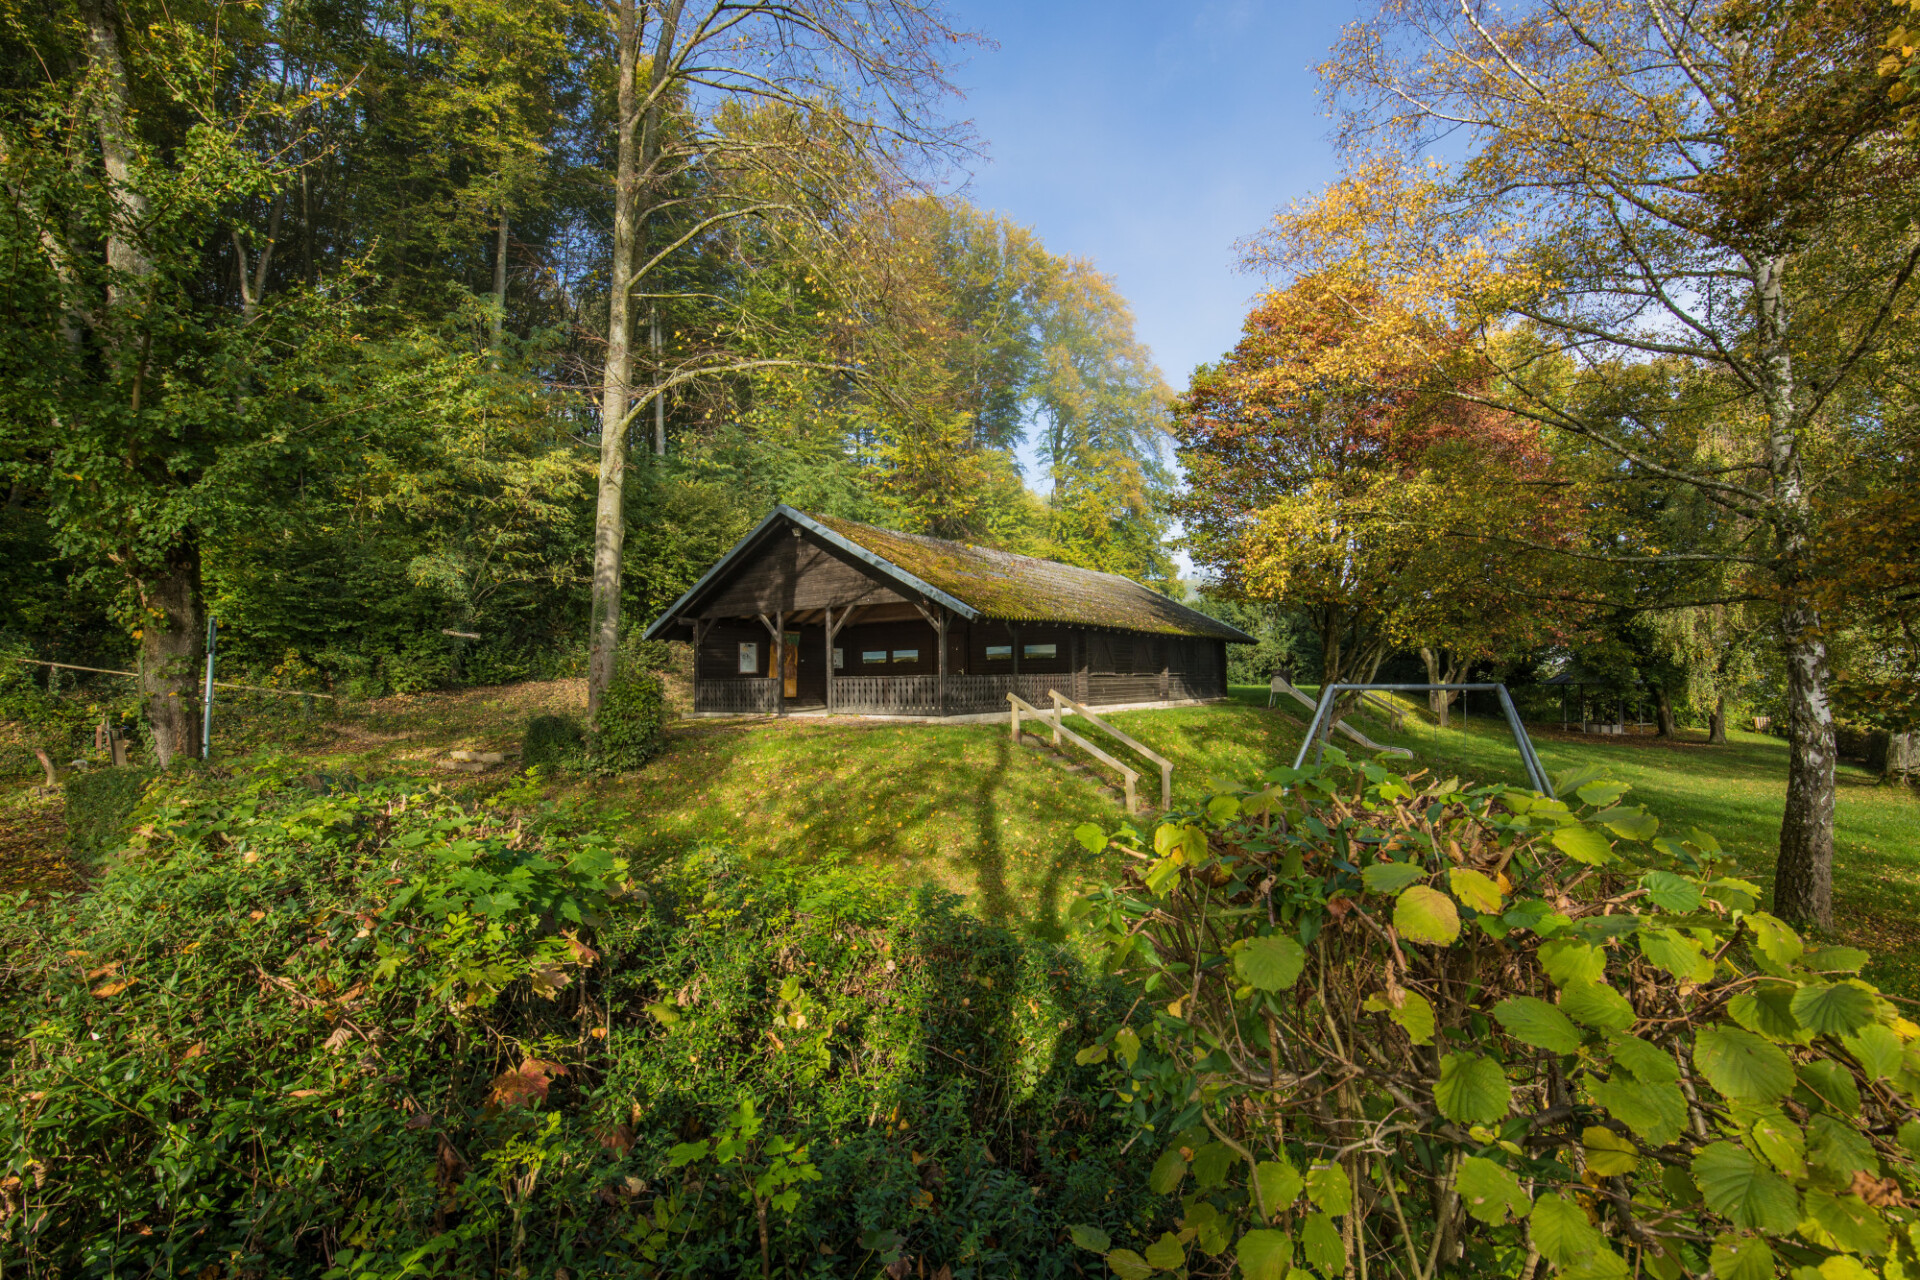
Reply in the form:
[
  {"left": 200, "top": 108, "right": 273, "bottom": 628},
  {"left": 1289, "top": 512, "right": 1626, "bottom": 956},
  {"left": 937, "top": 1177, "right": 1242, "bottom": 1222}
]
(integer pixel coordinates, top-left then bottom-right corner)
[{"left": 783, "top": 632, "right": 800, "bottom": 697}]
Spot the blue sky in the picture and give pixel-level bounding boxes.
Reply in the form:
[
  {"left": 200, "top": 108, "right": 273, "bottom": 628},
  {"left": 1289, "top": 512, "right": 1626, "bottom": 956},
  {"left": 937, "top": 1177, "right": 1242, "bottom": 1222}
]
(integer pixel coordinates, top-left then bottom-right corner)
[{"left": 941, "top": 0, "right": 1357, "bottom": 395}]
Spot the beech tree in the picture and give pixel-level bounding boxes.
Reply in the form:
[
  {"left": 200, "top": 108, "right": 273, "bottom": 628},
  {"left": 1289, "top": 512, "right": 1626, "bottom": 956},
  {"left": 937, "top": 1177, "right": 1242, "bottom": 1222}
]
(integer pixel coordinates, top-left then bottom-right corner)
[{"left": 1262, "top": 0, "right": 1920, "bottom": 926}]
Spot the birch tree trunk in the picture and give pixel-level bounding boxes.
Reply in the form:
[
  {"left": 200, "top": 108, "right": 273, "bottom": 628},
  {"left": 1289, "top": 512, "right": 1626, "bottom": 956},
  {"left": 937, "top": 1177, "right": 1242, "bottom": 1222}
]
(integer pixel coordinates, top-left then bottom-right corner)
[
  {"left": 1757, "top": 255, "right": 1837, "bottom": 929},
  {"left": 587, "top": 0, "right": 643, "bottom": 719},
  {"left": 492, "top": 207, "right": 508, "bottom": 352}
]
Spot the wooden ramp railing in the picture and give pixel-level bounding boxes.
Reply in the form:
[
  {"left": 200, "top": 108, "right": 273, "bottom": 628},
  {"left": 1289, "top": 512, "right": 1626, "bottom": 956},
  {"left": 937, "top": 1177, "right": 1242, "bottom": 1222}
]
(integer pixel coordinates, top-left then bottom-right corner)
[
  {"left": 1267, "top": 677, "right": 1414, "bottom": 759},
  {"left": 1049, "top": 689, "right": 1172, "bottom": 811},
  {"left": 1008, "top": 692, "right": 1144, "bottom": 813}
]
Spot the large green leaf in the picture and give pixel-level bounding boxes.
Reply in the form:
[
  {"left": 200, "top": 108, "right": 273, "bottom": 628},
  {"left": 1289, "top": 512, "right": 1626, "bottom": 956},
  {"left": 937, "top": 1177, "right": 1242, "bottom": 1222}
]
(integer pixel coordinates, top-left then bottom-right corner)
[
  {"left": 1694, "top": 1026, "right": 1794, "bottom": 1103},
  {"left": 1802, "top": 1187, "right": 1890, "bottom": 1255},
  {"left": 1394, "top": 885, "right": 1460, "bottom": 945},
  {"left": 1540, "top": 938, "right": 1607, "bottom": 987},
  {"left": 1841, "top": 1024, "right": 1904, "bottom": 1081},
  {"left": 1576, "top": 780, "right": 1629, "bottom": 808},
  {"left": 1192, "top": 1141, "right": 1234, "bottom": 1189},
  {"left": 1582, "top": 1126, "right": 1639, "bottom": 1177},
  {"left": 1149, "top": 1147, "right": 1187, "bottom": 1194},
  {"left": 1069, "top": 1225, "right": 1112, "bottom": 1253},
  {"left": 1236, "top": 1229, "right": 1293, "bottom": 1280},
  {"left": 1588, "top": 1076, "right": 1688, "bottom": 1146},
  {"left": 1746, "top": 913, "right": 1804, "bottom": 970},
  {"left": 1530, "top": 1193, "right": 1602, "bottom": 1266},
  {"left": 1789, "top": 983, "right": 1876, "bottom": 1038},
  {"left": 1143, "top": 1232, "right": 1185, "bottom": 1271},
  {"left": 1306, "top": 1163, "right": 1352, "bottom": 1215},
  {"left": 1236, "top": 935, "right": 1307, "bottom": 992},
  {"left": 1709, "top": 1234, "right": 1775, "bottom": 1280},
  {"left": 1727, "top": 985, "right": 1812, "bottom": 1045},
  {"left": 1641, "top": 870, "right": 1702, "bottom": 913},
  {"left": 1256, "top": 1159, "right": 1304, "bottom": 1216},
  {"left": 1747, "top": 1107, "right": 1806, "bottom": 1178},
  {"left": 1494, "top": 996, "right": 1584, "bottom": 1054},
  {"left": 1450, "top": 867, "right": 1504, "bottom": 913},
  {"left": 1457, "top": 1155, "right": 1531, "bottom": 1223},
  {"left": 1594, "top": 807, "right": 1659, "bottom": 841},
  {"left": 1800, "top": 1062, "right": 1863, "bottom": 1117},
  {"left": 1807, "top": 1112, "right": 1876, "bottom": 1176},
  {"left": 1692, "top": 1142, "right": 1801, "bottom": 1234},
  {"left": 1362, "top": 860, "right": 1427, "bottom": 893},
  {"left": 1391, "top": 989, "right": 1436, "bottom": 1045},
  {"left": 1301, "top": 1212, "right": 1344, "bottom": 1276},
  {"left": 1106, "top": 1248, "right": 1155, "bottom": 1280},
  {"left": 1639, "top": 929, "right": 1713, "bottom": 984},
  {"left": 1607, "top": 1034, "right": 1681, "bottom": 1084},
  {"left": 1435, "top": 1052, "right": 1512, "bottom": 1125},
  {"left": 1560, "top": 981, "right": 1638, "bottom": 1032},
  {"left": 1552, "top": 825, "right": 1614, "bottom": 865}
]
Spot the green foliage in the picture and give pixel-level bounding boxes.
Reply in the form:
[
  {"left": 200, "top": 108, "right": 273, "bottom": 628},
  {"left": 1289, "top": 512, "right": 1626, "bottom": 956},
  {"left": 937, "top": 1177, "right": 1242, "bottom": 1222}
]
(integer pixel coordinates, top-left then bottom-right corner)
[
  {"left": 1065, "top": 760, "right": 1920, "bottom": 1280},
  {"left": 62, "top": 765, "right": 158, "bottom": 863},
  {"left": 0, "top": 763, "right": 1141, "bottom": 1275},
  {"left": 589, "top": 666, "right": 668, "bottom": 773},
  {"left": 522, "top": 713, "right": 585, "bottom": 769}
]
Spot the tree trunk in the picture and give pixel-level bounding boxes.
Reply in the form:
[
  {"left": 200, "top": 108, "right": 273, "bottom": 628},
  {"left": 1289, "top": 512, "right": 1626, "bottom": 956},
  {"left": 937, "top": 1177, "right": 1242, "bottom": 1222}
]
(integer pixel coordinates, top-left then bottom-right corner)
[
  {"left": 587, "top": 0, "right": 643, "bottom": 718},
  {"left": 140, "top": 545, "right": 204, "bottom": 767},
  {"left": 1654, "top": 687, "right": 1676, "bottom": 738},
  {"left": 492, "top": 207, "right": 509, "bottom": 351},
  {"left": 1420, "top": 646, "right": 1458, "bottom": 728},
  {"left": 79, "top": 0, "right": 148, "bottom": 296},
  {"left": 651, "top": 303, "right": 665, "bottom": 457},
  {"left": 32, "top": 748, "right": 60, "bottom": 788},
  {"left": 1708, "top": 694, "right": 1727, "bottom": 745},
  {"left": 1772, "top": 601, "right": 1836, "bottom": 928}
]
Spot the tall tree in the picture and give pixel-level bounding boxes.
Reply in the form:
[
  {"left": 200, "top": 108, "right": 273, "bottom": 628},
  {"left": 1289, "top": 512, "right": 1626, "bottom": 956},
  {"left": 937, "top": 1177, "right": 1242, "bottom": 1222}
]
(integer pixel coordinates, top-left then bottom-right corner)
[
  {"left": 1271, "top": 0, "right": 1920, "bottom": 925},
  {"left": 580, "top": 0, "right": 975, "bottom": 715}
]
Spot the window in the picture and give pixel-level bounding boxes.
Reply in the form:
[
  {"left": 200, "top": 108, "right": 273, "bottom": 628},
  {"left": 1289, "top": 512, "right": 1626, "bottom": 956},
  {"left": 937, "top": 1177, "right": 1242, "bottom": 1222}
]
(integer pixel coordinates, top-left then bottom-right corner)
[
  {"left": 1023, "top": 643, "right": 1057, "bottom": 659},
  {"left": 833, "top": 648, "right": 845, "bottom": 670},
  {"left": 862, "top": 650, "right": 888, "bottom": 665},
  {"left": 985, "top": 645, "right": 1012, "bottom": 660},
  {"left": 893, "top": 648, "right": 919, "bottom": 663},
  {"left": 737, "top": 641, "right": 759, "bottom": 674}
]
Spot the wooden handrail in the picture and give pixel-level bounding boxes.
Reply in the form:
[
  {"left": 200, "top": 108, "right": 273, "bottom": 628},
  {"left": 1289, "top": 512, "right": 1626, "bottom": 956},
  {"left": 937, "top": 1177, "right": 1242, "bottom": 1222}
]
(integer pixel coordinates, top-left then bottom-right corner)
[
  {"left": 1009, "top": 693, "right": 1140, "bottom": 813},
  {"left": 1049, "top": 689, "right": 1171, "bottom": 811}
]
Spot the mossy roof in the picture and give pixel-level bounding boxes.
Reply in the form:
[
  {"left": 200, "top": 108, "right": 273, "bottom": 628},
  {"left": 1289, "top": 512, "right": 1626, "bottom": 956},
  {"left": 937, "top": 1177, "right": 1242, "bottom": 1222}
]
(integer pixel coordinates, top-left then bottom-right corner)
[{"left": 806, "top": 512, "right": 1252, "bottom": 643}]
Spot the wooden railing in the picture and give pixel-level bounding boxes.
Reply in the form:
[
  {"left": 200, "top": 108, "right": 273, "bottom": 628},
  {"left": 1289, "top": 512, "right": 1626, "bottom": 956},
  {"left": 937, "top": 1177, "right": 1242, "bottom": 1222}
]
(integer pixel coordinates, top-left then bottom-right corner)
[
  {"left": 1009, "top": 692, "right": 1143, "bottom": 813},
  {"left": 694, "top": 678, "right": 781, "bottom": 715},
  {"left": 832, "top": 673, "right": 1061, "bottom": 716},
  {"left": 1050, "top": 690, "right": 1173, "bottom": 811}
]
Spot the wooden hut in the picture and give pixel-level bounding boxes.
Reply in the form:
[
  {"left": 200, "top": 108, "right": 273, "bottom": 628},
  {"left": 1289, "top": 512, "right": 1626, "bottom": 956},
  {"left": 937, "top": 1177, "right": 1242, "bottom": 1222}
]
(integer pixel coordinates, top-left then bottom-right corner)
[{"left": 642, "top": 505, "right": 1253, "bottom": 717}]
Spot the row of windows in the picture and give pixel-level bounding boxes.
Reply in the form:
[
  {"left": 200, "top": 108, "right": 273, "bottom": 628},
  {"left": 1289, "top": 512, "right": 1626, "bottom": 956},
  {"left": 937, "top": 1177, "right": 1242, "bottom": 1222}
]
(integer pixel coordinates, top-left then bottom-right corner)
[{"left": 736, "top": 640, "right": 1059, "bottom": 672}]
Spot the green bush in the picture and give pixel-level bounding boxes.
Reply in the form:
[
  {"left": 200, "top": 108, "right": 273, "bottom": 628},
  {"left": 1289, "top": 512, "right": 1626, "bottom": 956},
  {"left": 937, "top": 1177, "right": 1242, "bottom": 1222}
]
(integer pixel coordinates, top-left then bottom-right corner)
[
  {"left": 1065, "top": 754, "right": 1920, "bottom": 1280},
  {"left": 62, "top": 765, "right": 157, "bottom": 861},
  {"left": 590, "top": 665, "right": 668, "bottom": 772},
  {"left": 523, "top": 712, "right": 586, "bottom": 769},
  {"left": 0, "top": 762, "right": 1141, "bottom": 1277}
]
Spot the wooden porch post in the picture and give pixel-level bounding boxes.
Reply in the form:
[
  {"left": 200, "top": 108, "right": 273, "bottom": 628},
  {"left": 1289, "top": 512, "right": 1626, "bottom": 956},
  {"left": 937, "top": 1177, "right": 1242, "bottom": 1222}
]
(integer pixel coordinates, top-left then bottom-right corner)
[
  {"left": 824, "top": 605, "right": 834, "bottom": 715},
  {"left": 755, "top": 611, "right": 784, "bottom": 716},
  {"left": 688, "top": 617, "right": 713, "bottom": 712},
  {"left": 936, "top": 609, "right": 948, "bottom": 715}
]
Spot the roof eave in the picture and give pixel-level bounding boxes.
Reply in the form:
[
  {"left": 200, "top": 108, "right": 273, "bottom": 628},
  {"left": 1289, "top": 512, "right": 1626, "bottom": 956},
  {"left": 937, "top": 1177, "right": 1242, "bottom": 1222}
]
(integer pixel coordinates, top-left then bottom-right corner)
[{"left": 640, "top": 505, "right": 981, "bottom": 641}]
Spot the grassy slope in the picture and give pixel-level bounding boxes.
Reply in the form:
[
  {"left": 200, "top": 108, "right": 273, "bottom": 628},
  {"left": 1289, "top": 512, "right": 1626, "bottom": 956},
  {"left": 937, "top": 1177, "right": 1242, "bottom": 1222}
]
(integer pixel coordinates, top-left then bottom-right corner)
[{"left": 9, "top": 676, "right": 1916, "bottom": 986}]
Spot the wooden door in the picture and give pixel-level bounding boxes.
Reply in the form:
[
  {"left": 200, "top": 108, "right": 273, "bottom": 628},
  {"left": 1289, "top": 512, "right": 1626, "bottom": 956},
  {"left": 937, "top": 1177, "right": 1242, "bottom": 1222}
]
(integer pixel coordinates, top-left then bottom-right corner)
[{"left": 783, "top": 632, "right": 800, "bottom": 697}]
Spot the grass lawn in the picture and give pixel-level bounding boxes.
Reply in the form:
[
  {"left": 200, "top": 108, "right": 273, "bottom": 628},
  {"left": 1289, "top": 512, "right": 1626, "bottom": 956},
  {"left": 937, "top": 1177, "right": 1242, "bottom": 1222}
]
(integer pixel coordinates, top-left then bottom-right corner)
[
  {"left": 1269, "top": 685, "right": 1920, "bottom": 997},
  {"left": 6, "top": 676, "right": 1916, "bottom": 988}
]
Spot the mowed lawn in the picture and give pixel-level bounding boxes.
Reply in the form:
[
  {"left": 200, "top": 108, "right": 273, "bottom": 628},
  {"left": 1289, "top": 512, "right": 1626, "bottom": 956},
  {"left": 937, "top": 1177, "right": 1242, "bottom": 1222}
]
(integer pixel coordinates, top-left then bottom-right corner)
[{"left": 10, "top": 676, "right": 1915, "bottom": 985}]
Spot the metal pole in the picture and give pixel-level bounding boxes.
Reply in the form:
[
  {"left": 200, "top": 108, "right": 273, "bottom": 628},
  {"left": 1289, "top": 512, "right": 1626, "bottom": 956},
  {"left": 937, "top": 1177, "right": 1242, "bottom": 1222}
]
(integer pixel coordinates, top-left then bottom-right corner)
[
  {"left": 1495, "top": 685, "right": 1553, "bottom": 794},
  {"left": 201, "top": 617, "right": 217, "bottom": 759}
]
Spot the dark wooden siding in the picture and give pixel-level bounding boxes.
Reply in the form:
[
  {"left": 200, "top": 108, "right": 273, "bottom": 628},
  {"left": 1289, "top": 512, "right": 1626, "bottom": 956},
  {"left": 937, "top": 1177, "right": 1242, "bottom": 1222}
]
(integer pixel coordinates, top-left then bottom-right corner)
[{"left": 699, "top": 534, "right": 908, "bottom": 617}]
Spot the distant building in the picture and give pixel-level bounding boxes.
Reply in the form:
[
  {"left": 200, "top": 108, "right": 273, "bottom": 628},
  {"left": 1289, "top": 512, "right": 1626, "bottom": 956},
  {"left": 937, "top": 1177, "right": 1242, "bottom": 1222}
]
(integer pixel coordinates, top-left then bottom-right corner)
[{"left": 643, "top": 505, "right": 1252, "bottom": 717}]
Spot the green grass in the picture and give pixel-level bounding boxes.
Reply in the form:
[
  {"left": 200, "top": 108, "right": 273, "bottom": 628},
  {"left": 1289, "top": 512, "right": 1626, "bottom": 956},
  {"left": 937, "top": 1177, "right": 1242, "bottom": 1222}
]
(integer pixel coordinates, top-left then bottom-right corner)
[
  {"left": 12, "top": 675, "right": 1916, "bottom": 990},
  {"left": 1262, "top": 685, "right": 1920, "bottom": 997}
]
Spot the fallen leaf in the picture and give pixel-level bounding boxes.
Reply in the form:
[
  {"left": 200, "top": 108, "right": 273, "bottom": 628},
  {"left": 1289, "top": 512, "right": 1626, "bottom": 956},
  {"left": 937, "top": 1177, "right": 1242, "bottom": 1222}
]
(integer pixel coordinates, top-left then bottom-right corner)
[
  {"left": 529, "top": 965, "right": 572, "bottom": 999},
  {"left": 248, "top": 910, "right": 265, "bottom": 920},
  {"left": 91, "top": 979, "right": 136, "bottom": 998},
  {"left": 488, "top": 1058, "right": 565, "bottom": 1108},
  {"left": 287, "top": 1088, "right": 325, "bottom": 1098},
  {"left": 565, "top": 935, "right": 600, "bottom": 965},
  {"left": 323, "top": 1026, "right": 354, "bottom": 1052},
  {"left": 405, "top": 1110, "right": 434, "bottom": 1130},
  {"left": 599, "top": 1123, "right": 635, "bottom": 1157},
  {"left": 84, "top": 963, "right": 121, "bottom": 979},
  {"left": 181, "top": 1042, "right": 206, "bottom": 1060}
]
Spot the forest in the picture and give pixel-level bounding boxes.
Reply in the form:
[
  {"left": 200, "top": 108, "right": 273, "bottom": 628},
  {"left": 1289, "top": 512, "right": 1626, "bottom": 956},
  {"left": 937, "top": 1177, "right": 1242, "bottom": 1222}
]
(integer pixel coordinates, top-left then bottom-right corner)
[{"left": 3, "top": 0, "right": 1920, "bottom": 1275}]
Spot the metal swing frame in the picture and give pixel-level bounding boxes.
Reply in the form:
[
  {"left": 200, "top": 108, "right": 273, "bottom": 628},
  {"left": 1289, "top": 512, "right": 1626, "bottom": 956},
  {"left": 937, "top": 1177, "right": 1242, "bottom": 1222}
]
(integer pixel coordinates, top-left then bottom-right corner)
[{"left": 1290, "top": 682, "right": 1553, "bottom": 795}]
